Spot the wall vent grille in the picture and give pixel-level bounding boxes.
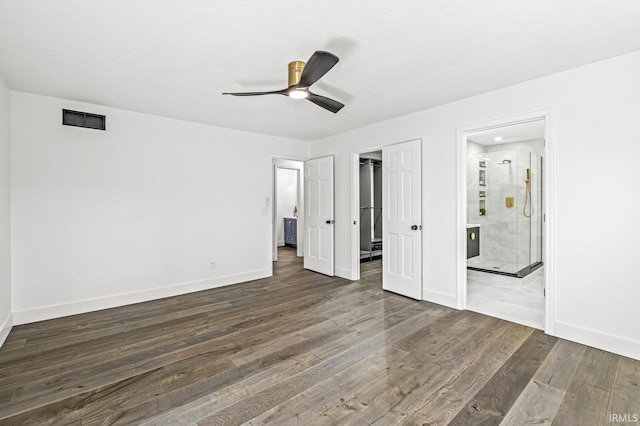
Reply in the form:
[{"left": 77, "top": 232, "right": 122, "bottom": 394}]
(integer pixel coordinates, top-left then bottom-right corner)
[{"left": 62, "top": 109, "right": 106, "bottom": 131}]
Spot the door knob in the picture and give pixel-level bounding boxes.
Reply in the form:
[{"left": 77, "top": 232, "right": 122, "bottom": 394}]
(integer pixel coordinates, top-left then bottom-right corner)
[
  {"left": 411, "top": 225, "right": 418, "bottom": 230},
  {"left": 326, "top": 220, "right": 334, "bottom": 224}
]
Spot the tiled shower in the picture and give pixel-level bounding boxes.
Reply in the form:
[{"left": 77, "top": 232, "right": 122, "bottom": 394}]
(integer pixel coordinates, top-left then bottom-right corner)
[{"left": 467, "top": 140, "right": 543, "bottom": 277}]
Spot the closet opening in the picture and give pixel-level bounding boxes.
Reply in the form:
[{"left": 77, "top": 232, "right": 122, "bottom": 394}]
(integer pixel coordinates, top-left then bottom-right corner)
[{"left": 359, "top": 151, "right": 383, "bottom": 278}]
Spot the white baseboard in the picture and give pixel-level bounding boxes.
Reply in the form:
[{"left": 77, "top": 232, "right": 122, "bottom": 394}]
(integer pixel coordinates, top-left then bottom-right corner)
[
  {"left": 422, "top": 289, "right": 457, "bottom": 309},
  {"left": 277, "top": 240, "right": 285, "bottom": 247},
  {"left": 12, "top": 268, "right": 272, "bottom": 325},
  {"left": 553, "top": 320, "right": 640, "bottom": 361},
  {"left": 335, "top": 266, "right": 355, "bottom": 280},
  {"left": 0, "top": 313, "right": 13, "bottom": 348}
]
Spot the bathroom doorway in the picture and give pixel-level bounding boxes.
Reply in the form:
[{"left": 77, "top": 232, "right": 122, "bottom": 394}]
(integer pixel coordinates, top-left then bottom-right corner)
[
  {"left": 457, "top": 112, "right": 553, "bottom": 331},
  {"left": 272, "top": 159, "right": 304, "bottom": 262}
]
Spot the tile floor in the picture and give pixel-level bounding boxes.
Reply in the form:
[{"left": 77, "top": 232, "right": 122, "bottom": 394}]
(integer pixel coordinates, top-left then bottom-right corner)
[
  {"left": 467, "top": 267, "right": 545, "bottom": 329},
  {"left": 467, "top": 255, "right": 520, "bottom": 275}
]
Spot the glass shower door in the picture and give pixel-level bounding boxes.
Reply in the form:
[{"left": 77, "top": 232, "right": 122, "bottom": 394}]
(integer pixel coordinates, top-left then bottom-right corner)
[
  {"left": 517, "top": 152, "right": 543, "bottom": 276},
  {"left": 467, "top": 148, "right": 519, "bottom": 275}
]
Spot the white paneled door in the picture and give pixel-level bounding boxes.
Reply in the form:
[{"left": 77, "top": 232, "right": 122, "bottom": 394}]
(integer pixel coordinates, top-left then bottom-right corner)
[
  {"left": 383, "top": 140, "right": 422, "bottom": 299},
  {"left": 304, "top": 156, "right": 334, "bottom": 276}
]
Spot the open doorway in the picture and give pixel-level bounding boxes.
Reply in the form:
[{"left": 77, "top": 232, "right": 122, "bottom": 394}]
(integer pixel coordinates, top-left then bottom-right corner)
[
  {"left": 359, "top": 151, "right": 383, "bottom": 280},
  {"left": 272, "top": 159, "right": 304, "bottom": 262},
  {"left": 359, "top": 152, "right": 382, "bottom": 262},
  {"left": 466, "top": 121, "right": 544, "bottom": 328},
  {"left": 457, "top": 110, "right": 553, "bottom": 332},
  {"left": 350, "top": 145, "right": 385, "bottom": 281}
]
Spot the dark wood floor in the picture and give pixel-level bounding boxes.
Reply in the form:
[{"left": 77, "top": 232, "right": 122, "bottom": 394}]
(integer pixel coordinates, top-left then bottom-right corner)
[{"left": 0, "top": 247, "right": 638, "bottom": 425}]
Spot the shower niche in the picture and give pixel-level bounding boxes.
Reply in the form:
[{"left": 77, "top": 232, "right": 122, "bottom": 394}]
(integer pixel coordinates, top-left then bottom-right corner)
[
  {"left": 466, "top": 140, "right": 544, "bottom": 278},
  {"left": 478, "top": 167, "right": 487, "bottom": 215}
]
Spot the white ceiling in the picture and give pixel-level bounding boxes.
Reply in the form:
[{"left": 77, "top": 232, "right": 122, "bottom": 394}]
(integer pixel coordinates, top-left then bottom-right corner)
[
  {"left": 1, "top": 1, "right": 639, "bottom": 141},
  {"left": 467, "top": 120, "right": 545, "bottom": 146}
]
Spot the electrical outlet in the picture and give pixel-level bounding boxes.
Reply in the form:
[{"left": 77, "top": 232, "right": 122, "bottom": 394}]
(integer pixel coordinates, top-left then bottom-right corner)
[{"left": 210, "top": 260, "right": 216, "bottom": 270}]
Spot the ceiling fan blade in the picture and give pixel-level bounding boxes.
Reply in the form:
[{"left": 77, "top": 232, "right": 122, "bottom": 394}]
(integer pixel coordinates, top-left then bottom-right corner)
[
  {"left": 307, "top": 92, "right": 344, "bottom": 113},
  {"left": 222, "top": 89, "right": 287, "bottom": 96},
  {"left": 297, "top": 51, "right": 339, "bottom": 88}
]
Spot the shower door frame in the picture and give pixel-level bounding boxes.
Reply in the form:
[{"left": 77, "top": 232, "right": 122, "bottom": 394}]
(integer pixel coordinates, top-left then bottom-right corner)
[{"left": 456, "top": 109, "right": 555, "bottom": 335}]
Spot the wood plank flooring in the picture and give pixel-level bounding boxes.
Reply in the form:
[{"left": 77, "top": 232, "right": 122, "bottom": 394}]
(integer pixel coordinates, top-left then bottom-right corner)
[{"left": 0, "top": 247, "right": 638, "bottom": 425}]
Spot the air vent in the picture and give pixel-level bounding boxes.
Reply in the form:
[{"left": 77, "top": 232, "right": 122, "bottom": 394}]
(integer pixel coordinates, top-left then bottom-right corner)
[{"left": 62, "top": 109, "right": 106, "bottom": 131}]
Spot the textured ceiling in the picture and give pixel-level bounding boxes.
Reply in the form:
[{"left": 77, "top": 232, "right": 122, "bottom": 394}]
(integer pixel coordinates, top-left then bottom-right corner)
[{"left": 1, "top": 1, "right": 639, "bottom": 140}]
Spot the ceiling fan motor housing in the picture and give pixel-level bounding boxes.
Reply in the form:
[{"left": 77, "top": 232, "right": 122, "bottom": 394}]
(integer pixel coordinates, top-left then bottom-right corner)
[{"left": 288, "top": 61, "right": 305, "bottom": 87}]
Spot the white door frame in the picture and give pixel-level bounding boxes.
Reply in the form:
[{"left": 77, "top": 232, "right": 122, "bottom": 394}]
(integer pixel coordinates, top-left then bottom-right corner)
[
  {"left": 456, "top": 109, "right": 555, "bottom": 334},
  {"left": 349, "top": 143, "right": 388, "bottom": 281},
  {"left": 270, "top": 156, "right": 305, "bottom": 264}
]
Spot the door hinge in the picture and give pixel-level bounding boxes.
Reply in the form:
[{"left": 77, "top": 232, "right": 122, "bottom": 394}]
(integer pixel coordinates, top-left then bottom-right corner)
[{"left": 543, "top": 288, "right": 546, "bottom": 297}]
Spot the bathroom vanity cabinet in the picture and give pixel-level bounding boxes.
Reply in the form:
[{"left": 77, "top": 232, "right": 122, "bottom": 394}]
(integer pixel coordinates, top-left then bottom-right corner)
[
  {"left": 467, "top": 226, "right": 480, "bottom": 258},
  {"left": 284, "top": 217, "right": 297, "bottom": 247}
]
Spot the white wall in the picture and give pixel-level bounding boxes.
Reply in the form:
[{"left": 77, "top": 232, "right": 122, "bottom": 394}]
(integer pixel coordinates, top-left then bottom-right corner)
[
  {"left": 0, "top": 74, "right": 11, "bottom": 346},
  {"left": 10, "top": 91, "right": 308, "bottom": 324},
  {"left": 276, "top": 168, "right": 298, "bottom": 246},
  {"left": 311, "top": 50, "right": 640, "bottom": 360}
]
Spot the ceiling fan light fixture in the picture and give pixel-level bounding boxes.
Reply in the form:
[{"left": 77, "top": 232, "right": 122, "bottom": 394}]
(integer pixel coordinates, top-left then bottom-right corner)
[
  {"left": 288, "top": 89, "right": 308, "bottom": 99},
  {"left": 223, "top": 51, "right": 344, "bottom": 113}
]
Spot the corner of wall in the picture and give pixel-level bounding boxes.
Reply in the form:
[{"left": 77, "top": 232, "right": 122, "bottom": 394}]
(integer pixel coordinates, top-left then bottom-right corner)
[
  {"left": 0, "top": 73, "right": 12, "bottom": 349},
  {"left": 422, "top": 289, "right": 458, "bottom": 309},
  {"left": 335, "top": 266, "right": 356, "bottom": 281},
  {"left": 0, "top": 313, "right": 13, "bottom": 348},
  {"left": 553, "top": 320, "right": 640, "bottom": 362}
]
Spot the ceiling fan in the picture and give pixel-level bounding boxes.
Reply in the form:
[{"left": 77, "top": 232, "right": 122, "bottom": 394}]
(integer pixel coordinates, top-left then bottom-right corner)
[{"left": 223, "top": 51, "right": 345, "bottom": 113}]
